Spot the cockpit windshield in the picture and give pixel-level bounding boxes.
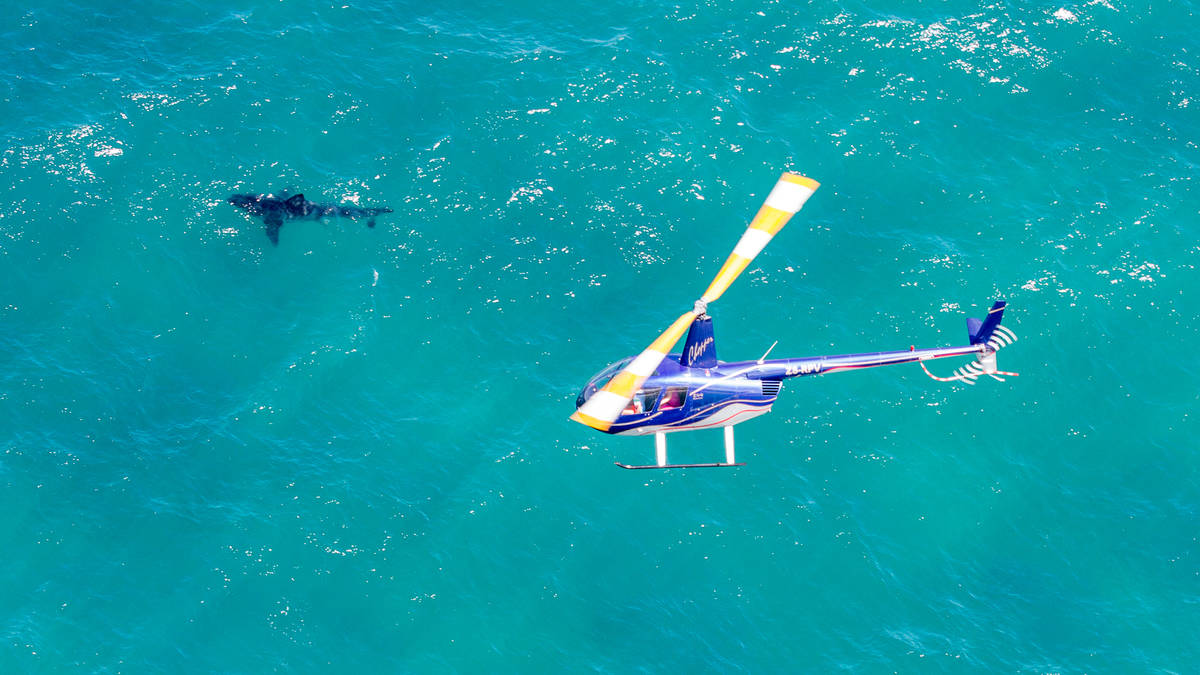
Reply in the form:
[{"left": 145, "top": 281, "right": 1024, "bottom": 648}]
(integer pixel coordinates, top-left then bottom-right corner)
[{"left": 577, "top": 357, "right": 633, "bottom": 406}]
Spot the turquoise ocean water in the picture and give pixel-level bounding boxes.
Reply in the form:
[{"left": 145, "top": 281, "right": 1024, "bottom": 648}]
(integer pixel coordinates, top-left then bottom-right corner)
[{"left": 2, "top": 0, "right": 1198, "bottom": 671}]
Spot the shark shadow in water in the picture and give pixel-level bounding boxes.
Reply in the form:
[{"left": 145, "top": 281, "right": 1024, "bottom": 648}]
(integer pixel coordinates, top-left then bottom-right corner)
[{"left": 228, "top": 192, "right": 393, "bottom": 245}]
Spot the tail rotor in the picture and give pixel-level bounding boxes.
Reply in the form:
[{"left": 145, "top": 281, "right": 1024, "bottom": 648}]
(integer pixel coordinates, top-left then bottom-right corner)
[
  {"left": 986, "top": 324, "right": 1018, "bottom": 351},
  {"left": 921, "top": 301, "right": 1019, "bottom": 385}
]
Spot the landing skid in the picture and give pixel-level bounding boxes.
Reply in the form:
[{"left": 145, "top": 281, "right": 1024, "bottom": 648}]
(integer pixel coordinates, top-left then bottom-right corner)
[
  {"left": 615, "top": 461, "right": 745, "bottom": 470},
  {"left": 617, "top": 428, "right": 743, "bottom": 469}
]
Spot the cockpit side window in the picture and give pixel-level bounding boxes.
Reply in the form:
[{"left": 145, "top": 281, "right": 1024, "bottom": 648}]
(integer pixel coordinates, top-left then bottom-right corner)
[
  {"left": 658, "top": 385, "right": 688, "bottom": 411},
  {"left": 623, "top": 387, "right": 661, "bottom": 415}
]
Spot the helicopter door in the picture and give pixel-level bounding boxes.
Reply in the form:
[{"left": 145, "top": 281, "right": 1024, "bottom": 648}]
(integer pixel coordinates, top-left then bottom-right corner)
[
  {"left": 657, "top": 386, "right": 688, "bottom": 411},
  {"left": 623, "top": 387, "right": 662, "bottom": 414}
]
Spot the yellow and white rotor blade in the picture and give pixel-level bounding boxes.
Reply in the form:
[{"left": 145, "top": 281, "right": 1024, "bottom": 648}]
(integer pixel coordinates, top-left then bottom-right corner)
[
  {"left": 570, "top": 172, "right": 819, "bottom": 432},
  {"left": 700, "top": 172, "right": 819, "bottom": 306},
  {"left": 570, "top": 310, "right": 698, "bottom": 431}
]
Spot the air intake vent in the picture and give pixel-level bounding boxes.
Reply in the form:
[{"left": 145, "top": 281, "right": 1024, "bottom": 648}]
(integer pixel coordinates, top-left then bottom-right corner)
[{"left": 761, "top": 380, "right": 782, "bottom": 396}]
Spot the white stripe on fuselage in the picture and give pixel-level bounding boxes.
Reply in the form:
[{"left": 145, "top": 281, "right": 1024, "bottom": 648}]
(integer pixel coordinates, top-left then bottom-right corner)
[{"left": 615, "top": 401, "right": 771, "bottom": 436}]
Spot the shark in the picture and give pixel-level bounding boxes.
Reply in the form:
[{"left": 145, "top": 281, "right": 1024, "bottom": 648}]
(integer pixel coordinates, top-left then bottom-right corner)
[{"left": 227, "top": 191, "right": 393, "bottom": 245}]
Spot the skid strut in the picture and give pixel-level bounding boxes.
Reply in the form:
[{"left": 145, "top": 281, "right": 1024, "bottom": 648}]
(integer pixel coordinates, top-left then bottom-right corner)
[{"left": 615, "top": 428, "right": 746, "bottom": 470}]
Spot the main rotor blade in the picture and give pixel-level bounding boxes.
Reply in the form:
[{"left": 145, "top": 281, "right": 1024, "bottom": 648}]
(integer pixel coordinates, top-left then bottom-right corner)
[
  {"left": 570, "top": 172, "right": 819, "bottom": 432},
  {"left": 700, "top": 172, "right": 819, "bottom": 306},
  {"left": 570, "top": 310, "right": 698, "bottom": 431}
]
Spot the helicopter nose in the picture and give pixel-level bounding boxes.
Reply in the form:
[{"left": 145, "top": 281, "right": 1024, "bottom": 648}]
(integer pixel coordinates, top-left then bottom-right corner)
[{"left": 576, "top": 385, "right": 595, "bottom": 409}]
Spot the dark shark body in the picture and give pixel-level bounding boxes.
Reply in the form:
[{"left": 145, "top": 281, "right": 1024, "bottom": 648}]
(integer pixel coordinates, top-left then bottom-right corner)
[{"left": 228, "top": 192, "right": 392, "bottom": 245}]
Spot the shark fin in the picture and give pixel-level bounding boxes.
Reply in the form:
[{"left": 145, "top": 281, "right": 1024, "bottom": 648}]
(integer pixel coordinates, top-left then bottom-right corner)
[
  {"left": 286, "top": 194, "right": 305, "bottom": 210},
  {"left": 265, "top": 213, "right": 282, "bottom": 245}
]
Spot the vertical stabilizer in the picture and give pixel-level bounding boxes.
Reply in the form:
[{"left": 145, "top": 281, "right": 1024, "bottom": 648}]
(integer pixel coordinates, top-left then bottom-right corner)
[{"left": 969, "top": 301, "right": 1006, "bottom": 345}]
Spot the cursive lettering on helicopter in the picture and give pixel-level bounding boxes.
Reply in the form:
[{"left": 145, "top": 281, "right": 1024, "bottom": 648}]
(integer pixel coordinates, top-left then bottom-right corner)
[
  {"left": 784, "top": 361, "right": 821, "bottom": 376},
  {"left": 686, "top": 336, "right": 714, "bottom": 365}
]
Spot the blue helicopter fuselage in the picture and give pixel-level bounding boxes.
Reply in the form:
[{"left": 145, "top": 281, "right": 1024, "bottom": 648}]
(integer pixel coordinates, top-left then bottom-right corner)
[
  {"left": 574, "top": 315, "right": 986, "bottom": 436},
  {"left": 576, "top": 355, "right": 776, "bottom": 436}
]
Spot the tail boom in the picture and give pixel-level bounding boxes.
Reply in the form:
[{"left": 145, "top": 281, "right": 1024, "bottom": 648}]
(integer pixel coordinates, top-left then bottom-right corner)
[
  {"left": 750, "top": 344, "right": 982, "bottom": 380},
  {"left": 751, "top": 300, "right": 1016, "bottom": 384}
]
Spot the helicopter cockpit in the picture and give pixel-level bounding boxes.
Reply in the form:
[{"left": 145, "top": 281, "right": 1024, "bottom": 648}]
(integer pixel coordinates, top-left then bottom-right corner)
[
  {"left": 575, "top": 357, "right": 632, "bottom": 408},
  {"left": 578, "top": 354, "right": 693, "bottom": 418}
]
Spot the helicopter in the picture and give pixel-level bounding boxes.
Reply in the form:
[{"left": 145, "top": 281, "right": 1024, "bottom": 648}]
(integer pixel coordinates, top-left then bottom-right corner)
[{"left": 570, "top": 172, "right": 1018, "bottom": 469}]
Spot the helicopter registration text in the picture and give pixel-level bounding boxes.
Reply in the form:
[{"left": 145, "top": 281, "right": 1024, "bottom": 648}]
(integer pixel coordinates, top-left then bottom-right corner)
[{"left": 784, "top": 361, "right": 821, "bottom": 376}]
